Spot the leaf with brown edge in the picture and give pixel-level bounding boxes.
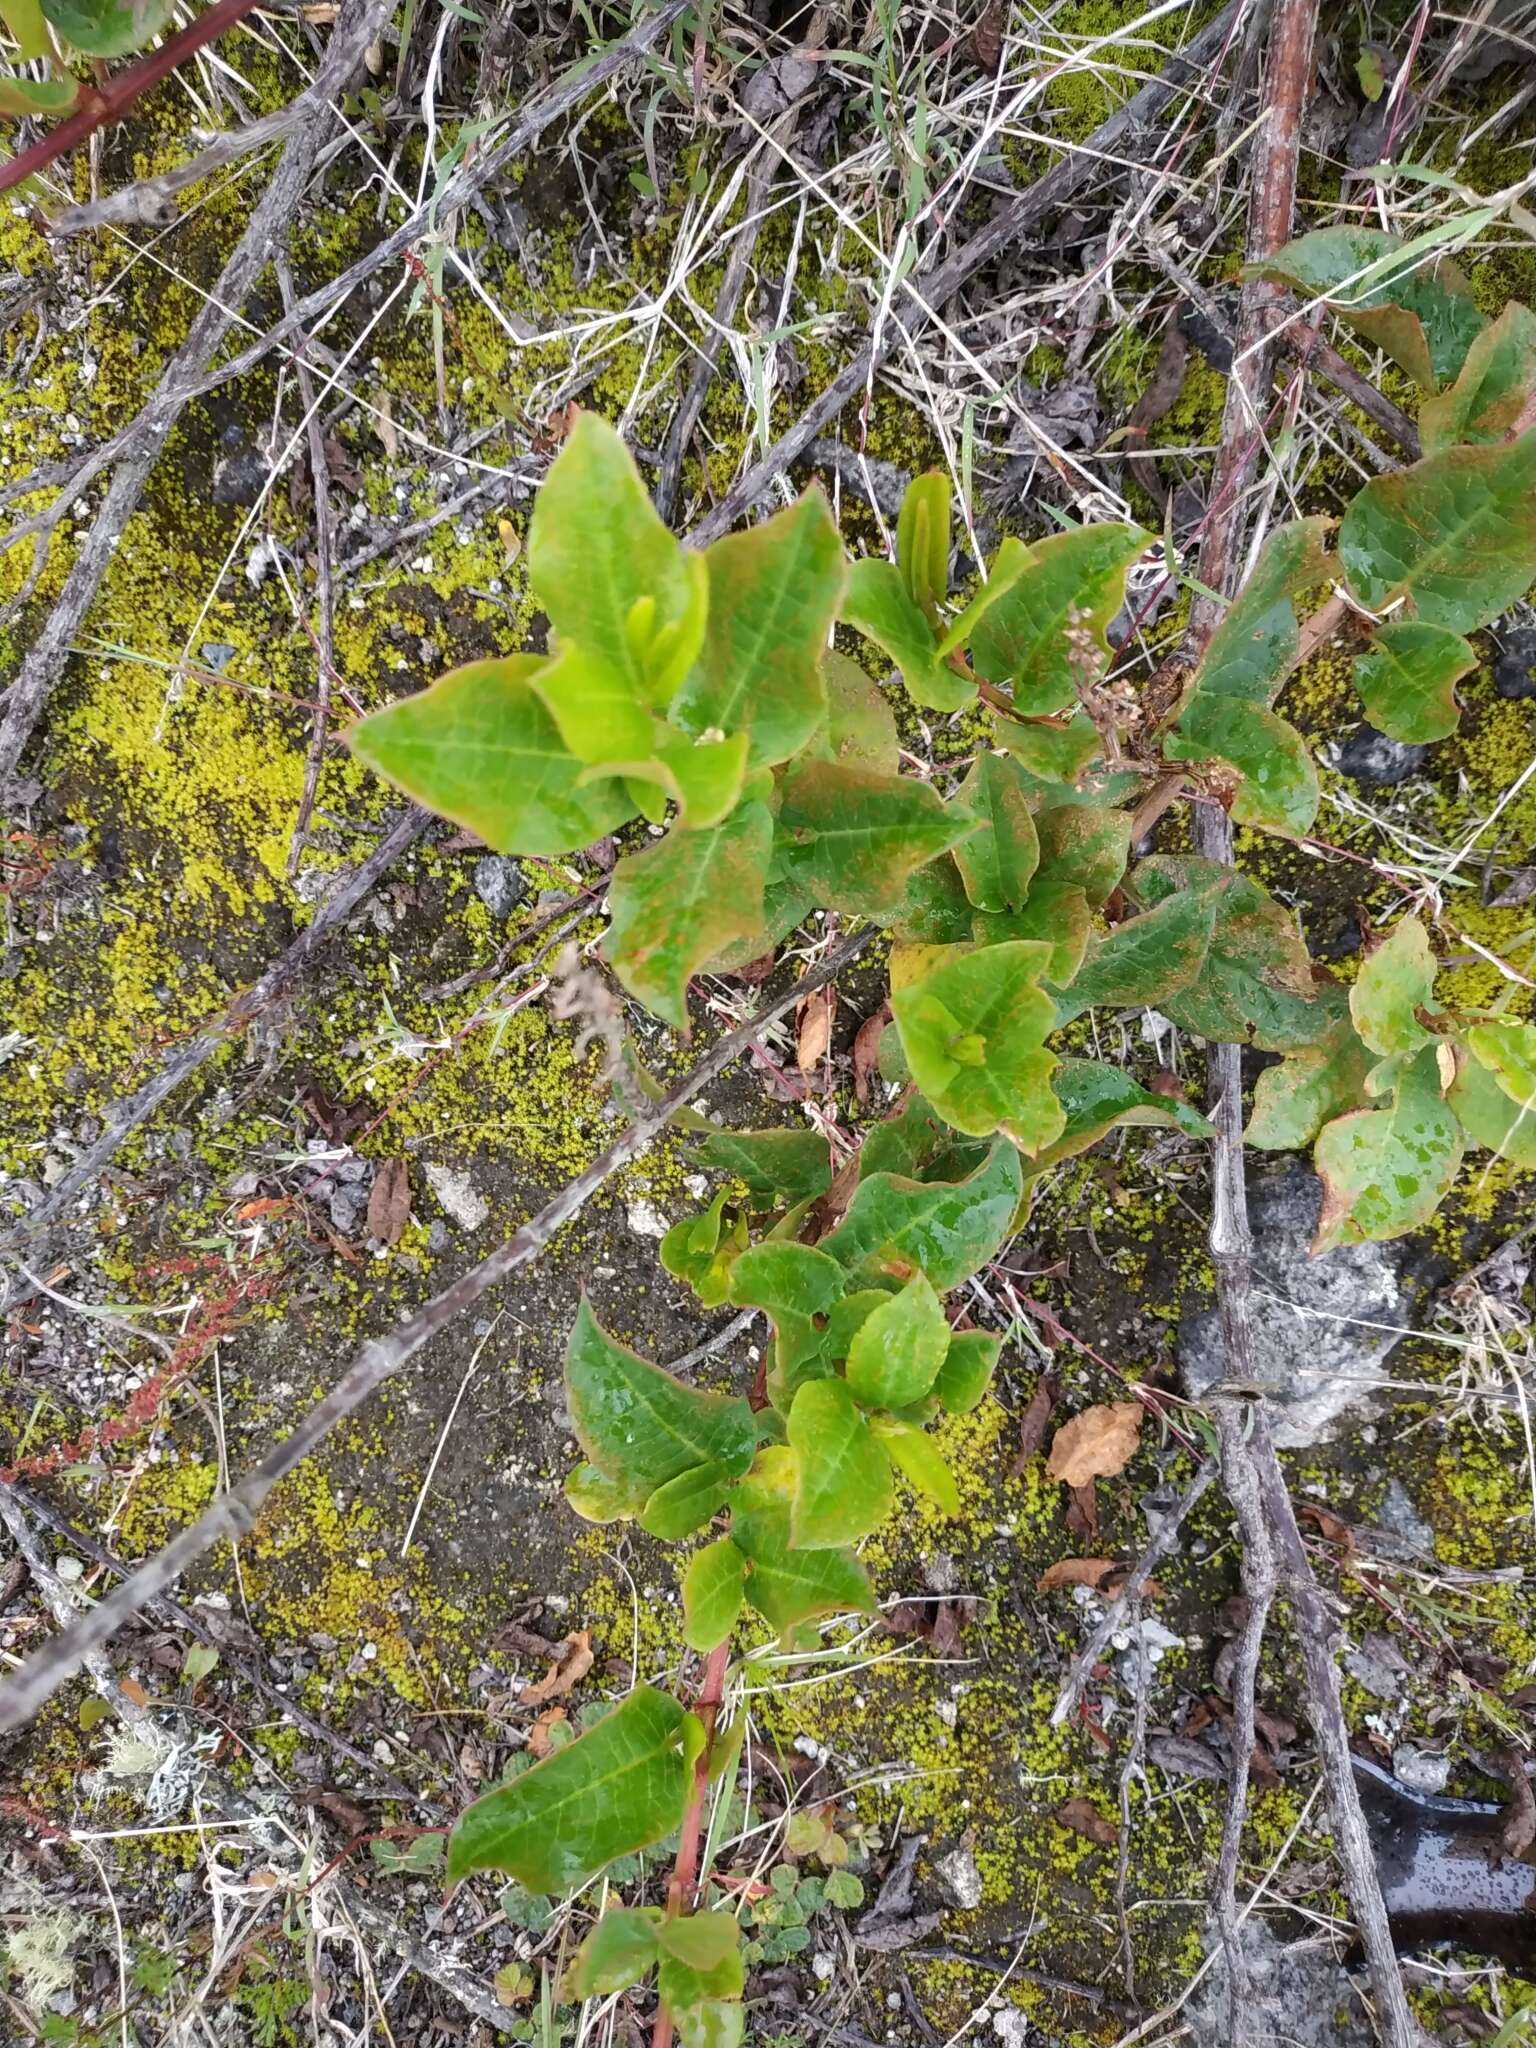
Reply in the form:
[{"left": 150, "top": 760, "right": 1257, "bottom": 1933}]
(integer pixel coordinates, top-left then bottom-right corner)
[
  {"left": 1313, "top": 1045, "right": 1463, "bottom": 1251},
  {"left": 1036, "top": 1557, "right": 1116, "bottom": 1593},
  {"left": 367, "top": 1158, "right": 411, "bottom": 1245},
  {"left": 1054, "top": 1798, "right": 1118, "bottom": 1847},
  {"left": 605, "top": 799, "right": 773, "bottom": 1032},
  {"left": 777, "top": 761, "right": 978, "bottom": 919},
  {"left": 1420, "top": 301, "right": 1536, "bottom": 452},
  {"left": 1047, "top": 1402, "right": 1143, "bottom": 1487}
]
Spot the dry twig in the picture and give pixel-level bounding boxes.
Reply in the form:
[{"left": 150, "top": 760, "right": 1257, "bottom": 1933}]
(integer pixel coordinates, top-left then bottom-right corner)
[{"left": 0, "top": 926, "right": 873, "bottom": 1732}]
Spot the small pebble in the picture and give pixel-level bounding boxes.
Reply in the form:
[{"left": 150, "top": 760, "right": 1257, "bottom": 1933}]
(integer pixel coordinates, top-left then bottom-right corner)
[{"left": 1337, "top": 726, "right": 1428, "bottom": 786}]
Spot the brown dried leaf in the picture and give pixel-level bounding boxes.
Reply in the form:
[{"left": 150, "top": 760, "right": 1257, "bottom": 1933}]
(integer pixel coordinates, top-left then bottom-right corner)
[
  {"left": 965, "top": 0, "right": 1006, "bottom": 70},
  {"left": 367, "top": 1157, "right": 411, "bottom": 1245},
  {"left": 528, "top": 1706, "right": 568, "bottom": 1759},
  {"left": 853, "top": 1002, "right": 891, "bottom": 1106},
  {"left": 1065, "top": 1481, "right": 1099, "bottom": 1541},
  {"left": 1298, "top": 1499, "right": 1354, "bottom": 1550},
  {"left": 1053, "top": 1797, "right": 1117, "bottom": 1846},
  {"left": 1010, "top": 1375, "right": 1057, "bottom": 1472},
  {"left": 732, "top": 950, "right": 778, "bottom": 985},
  {"left": 1253, "top": 1705, "right": 1298, "bottom": 1753},
  {"left": 1037, "top": 1557, "right": 1116, "bottom": 1593},
  {"left": 796, "top": 985, "right": 836, "bottom": 1076},
  {"left": 519, "top": 1628, "right": 594, "bottom": 1707},
  {"left": 1047, "top": 1402, "right": 1143, "bottom": 1487},
  {"left": 1490, "top": 868, "right": 1536, "bottom": 909}
]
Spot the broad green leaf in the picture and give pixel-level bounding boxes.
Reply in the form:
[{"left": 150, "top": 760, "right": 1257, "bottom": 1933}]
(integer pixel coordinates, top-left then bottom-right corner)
[
  {"left": 891, "top": 854, "right": 976, "bottom": 944},
  {"left": 1247, "top": 227, "right": 1485, "bottom": 390},
  {"left": 657, "top": 1940, "right": 745, "bottom": 2047},
  {"left": 41, "top": 0, "right": 172, "bottom": 56},
  {"left": 528, "top": 412, "right": 706, "bottom": 707},
  {"left": 777, "top": 762, "right": 977, "bottom": 918},
  {"left": 868, "top": 1415, "right": 960, "bottom": 1515},
  {"left": 671, "top": 491, "right": 843, "bottom": 767},
  {"left": 842, "top": 557, "right": 975, "bottom": 712},
  {"left": 701, "top": 871, "right": 815, "bottom": 976},
  {"left": 567, "top": 1907, "right": 662, "bottom": 1997},
  {"left": 965, "top": 523, "right": 1148, "bottom": 714},
  {"left": 729, "top": 1448, "right": 875, "bottom": 1629},
  {"left": 1465, "top": 1019, "right": 1536, "bottom": 1111},
  {"left": 1031, "top": 1058, "right": 1214, "bottom": 1169},
  {"left": 565, "top": 1300, "right": 756, "bottom": 1497},
  {"left": 821, "top": 1138, "right": 1024, "bottom": 1290},
  {"left": 844, "top": 1271, "right": 951, "bottom": 1408},
  {"left": 1351, "top": 918, "right": 1438, "bottom": 1058},
  {"left": 824, "top": 1288, "right": 894, "bottom": 1358},
  {"left": 598, "top": 729, "right": 749, "bottom": 830},
  {"left": 661, "top": 1191, "right": 745, "bottom": 1309},
  {"left": 787, "top": 1378, "right": 894, "bottom": 1547},
  {"left": 1, "top": 0, "right": 51, "bottom": 59},
  {"left": 1420, "top": 301, "right": 1536, "bottom": 452},
  {"left": 952, "top": 751, "right": 1040, "bottom": 913},
  {"left": 1135, "top": 857, "right": 1329, "bottom": 1052},
  {"left": 347, "top": 656, "right": 632, "bottom": 856},
  {"left": 606, "top": 799, "right": 772, "bottom": 1030},
  {"left": 0, "top": 71, "right": 81, "bottom": 114},
  {"left": 640, "top": 1463, "right": 734, "bottom": 1541},
  {"left": 815, "top": 651, "right": 899, "bottom": 774},
  {"left": 1314, "top": 1046, "right": 1463, "bottom": 1252},
  {"left": 1193, "top": 517, "right": 1334, "bottom": 704},
  {"left": 932, "top": 1329, "right": 1001, "bottom": 1412},
  {"left": 1247, "top": 1003, "right": 1373, "bottom": 1150},
  {"left": 994, "top": 714, "right": 1102, "bottom": 786},
  {"left": 1449, "top": 1045, "right": 1536, "bottom": 1166},
  {"left": 766, "top": 1311, "right": 835, "bottom": 1406},
  {"left": 1053, "top": 887, "right": 1219, "bottom": 1023},
  {"left": 693, "top": 1128, "right": 832, "bottom": 1209},
  {"left": 1352, "top": 621, "right": 1475, "bottom": 743},
  {"left": 1339, "top": 433, "right": 1536, "bottom": 635},
  {"left": 891, "top": 941, "right": 1062, "bottom": 1146},
  {"left": 897, "top": 471, "right": 952, "bottom": 627},
  {"left": 682, "top": 1539, "right": 747, "bottom": 1651},
  {"left": 565, "top": 1463, "right": 646, "bottom": 1523},
  {"left": 933, "top": 538, "right": 1033, "bottom": 659},
  {"left": 1033, "top": 803, "right": 1131, "bottom": 909},
  {"left": 859, "top": 1093, "right": 950, "bottom": 1181},
  {"left": 665, "top": 1993, "right": 744, "bottom": 2048},
  {"left": 974, "top": 879, "right": 1092, "bottom": 985},
  {"left": 530, "top": 640, "right": 658, "bottom": 765},
  {"left": 657, "top": 1912, "right": 742, "bottom": 1972},
  {"left": 729, "top": 1242, "right": 845, "bottom": 1317},
  {"left": 447, "top": 1684, "right": 697, "bottom": 1890},
  {"left": 1165, "top": 694, "right": 1319, "bottom": 838}
]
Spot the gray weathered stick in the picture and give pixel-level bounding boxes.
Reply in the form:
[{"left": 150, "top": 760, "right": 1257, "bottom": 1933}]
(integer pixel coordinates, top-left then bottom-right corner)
[{"left": 0, "top": 926, "right": 872, "bottom": 1732}]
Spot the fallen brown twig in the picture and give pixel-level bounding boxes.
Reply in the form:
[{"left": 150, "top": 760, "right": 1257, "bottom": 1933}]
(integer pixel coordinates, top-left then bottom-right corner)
[{"left": 0, "top": 925, "right": 873, "bottom": 1732}]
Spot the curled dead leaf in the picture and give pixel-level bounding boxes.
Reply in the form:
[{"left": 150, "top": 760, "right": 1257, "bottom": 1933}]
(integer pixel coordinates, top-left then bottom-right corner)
[
  {"left": 852, "top": 1002, "right": 891, "bottom": 1106},
  {"left": 1054, "top": 1797, "right": 1117, "bottom": 1846},
  {"left": 1036, "top": 1557, "right": 1116, "bottom": 1593},
  {"left": 518, "top": 1628, "right": 594, "bottom": 1707},
  {"left": 1065, "top": 1480, "right": 1099, "bottom": 1541},
  {"left": 366, "top": 1156, "right": 411, "bottom": 1245},
  {"left": 1010, "top": 1375, "right": 1057, "bottom": 1473},
  {"left": 796, "top": 984, "right": 836, "bottom": 1076},
  {"left": 528, "top": 1706, "right": 568, "bottom": 1759},
  {"left": 1047, "top": 1401, "right": 1143, "bottom": 1487}
]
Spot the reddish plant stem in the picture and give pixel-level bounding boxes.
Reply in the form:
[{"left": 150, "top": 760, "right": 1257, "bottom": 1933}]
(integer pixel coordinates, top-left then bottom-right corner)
[
  {"left": 653, "top": 1639, "right": 732, "bottom": 2048},
  {"left": 0, "top": 0, "right": 265, "bottom": 202}
]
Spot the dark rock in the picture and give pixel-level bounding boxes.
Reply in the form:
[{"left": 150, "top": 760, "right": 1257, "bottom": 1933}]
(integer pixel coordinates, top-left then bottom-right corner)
[
  {"left": 1178, "top": 1161, "right": 1414, "bottom": 1445},
  {"left": 1338, "top": 725, "right": 1428, "bottom": 786},
  {"left": 1494, "top": 627, "right": 1536, "bottom": 699},
  {"left": 472, "top": 855, "right": 528, "bottom": 919},
  {"left": 210, "top": 447, "right": 269, "bottom": 507}
]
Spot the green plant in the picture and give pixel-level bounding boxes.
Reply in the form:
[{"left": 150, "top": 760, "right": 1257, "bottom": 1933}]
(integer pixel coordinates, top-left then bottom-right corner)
[
  {"left": 348, "top": 234, "right": 1536, "bottom": 2046},
  {"left": 0, "top": 0, "right": 177, "bottom": 117}
]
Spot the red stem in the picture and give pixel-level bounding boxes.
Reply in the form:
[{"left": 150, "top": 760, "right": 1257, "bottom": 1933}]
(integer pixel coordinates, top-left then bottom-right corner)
[
  {"left": 0, "top": 0, "right": 266, "bottom": 202},
  {"left": 652, "top": 1639, "right": 731, "bottom": 2048}
]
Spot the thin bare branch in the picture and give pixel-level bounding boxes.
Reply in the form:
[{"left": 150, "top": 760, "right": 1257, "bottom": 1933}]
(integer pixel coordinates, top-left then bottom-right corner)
[{"left": 0, "top": 926, "right": 873, "bottom": 1733}]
